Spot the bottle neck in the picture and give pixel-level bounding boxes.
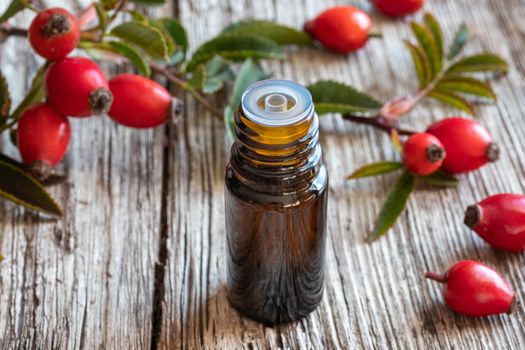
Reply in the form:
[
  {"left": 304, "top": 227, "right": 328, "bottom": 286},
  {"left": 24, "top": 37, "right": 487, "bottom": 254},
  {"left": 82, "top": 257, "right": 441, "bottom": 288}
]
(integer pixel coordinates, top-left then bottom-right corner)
[{"left": 230, "top": 106, "right": 323, "bottom": 194}]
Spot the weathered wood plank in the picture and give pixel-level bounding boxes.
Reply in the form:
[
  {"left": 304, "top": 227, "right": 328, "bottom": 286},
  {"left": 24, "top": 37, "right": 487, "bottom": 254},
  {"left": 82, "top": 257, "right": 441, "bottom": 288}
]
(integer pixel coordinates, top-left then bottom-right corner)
[
  {"left": 1, "top": 0, "right": 525, "bottom": 349},
  {"left": 158, "top": 0, "right": 525, "bottom": 349},
  {"left": 0, "top": 1, "right": 170, "bottom": 349}
]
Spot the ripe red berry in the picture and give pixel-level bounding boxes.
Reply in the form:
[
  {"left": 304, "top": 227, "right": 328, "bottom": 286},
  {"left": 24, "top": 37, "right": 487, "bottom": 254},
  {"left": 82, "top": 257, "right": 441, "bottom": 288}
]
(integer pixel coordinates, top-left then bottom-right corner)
[
  {"left": 17, "top": 103, "right": 71, "bottom": 178},
  {"left": 464, "top": 194, "right": 525, "bottom": 252},
  {"left": 108, "top": 74, "right": 172, "bottom": 128},
  {"left": 425, "top": 260, "right": 515, "bottom": 317},
  {"left": 402, "top": 133, "right": 445, "bottom": 176},
  {"left": 28, "top": 8, "right": 80, "bottom": 60},
  {"left": 304, "top": 6, "right": 372, "bottom": 53},
  {"left": 373, "top": 0, "right": 424, "bottom": 17},
  {"left": 45, "top": 57, "right": 113, "bottom": 118},
  {"left": 426, "top": 117, "right": 499, "bottom": 174}
]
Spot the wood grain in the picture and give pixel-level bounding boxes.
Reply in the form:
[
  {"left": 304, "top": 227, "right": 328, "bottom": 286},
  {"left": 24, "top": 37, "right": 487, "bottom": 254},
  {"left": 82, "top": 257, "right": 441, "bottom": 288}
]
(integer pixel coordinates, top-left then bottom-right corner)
[{"left": 2, "top": 0, "right": 525, "bottom": 349}]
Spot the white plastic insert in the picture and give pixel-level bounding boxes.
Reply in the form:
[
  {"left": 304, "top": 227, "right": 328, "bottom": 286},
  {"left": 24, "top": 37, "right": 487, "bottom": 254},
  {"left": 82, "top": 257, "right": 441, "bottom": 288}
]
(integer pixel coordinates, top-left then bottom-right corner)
[{"left": 241, "top": 79, "right": 314, "bottom": 127}]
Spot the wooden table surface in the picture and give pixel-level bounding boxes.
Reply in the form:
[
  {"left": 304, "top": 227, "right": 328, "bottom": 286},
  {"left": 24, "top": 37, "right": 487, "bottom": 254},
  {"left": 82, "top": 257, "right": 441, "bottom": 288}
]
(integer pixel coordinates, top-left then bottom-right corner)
[{"left": 1, "top": 0, "right": 525, "bottom": 349}]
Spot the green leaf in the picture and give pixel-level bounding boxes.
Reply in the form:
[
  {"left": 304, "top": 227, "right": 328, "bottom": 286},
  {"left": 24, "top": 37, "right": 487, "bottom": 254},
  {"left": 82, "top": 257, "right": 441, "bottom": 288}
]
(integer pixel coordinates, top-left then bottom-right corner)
[
  {"left": 307, "top": 80, "right": 382, "bottom": 115},
  {"left": 94, "top": 3, "right": 108, "bottom": 33},
  {"left": 421, "top": 170, "right": 458, "bottom": 188},
  {"left": 222, "top": 20, "right": 313, "bottom": 46},
  {"left": 368, "top": 171, "right": 415, "bottom": 242},
  {"left": 348, "top": 161, "right": 403, "bottom": 180},
  {"left": 224, "top": 59, "right": 269, "bottom": 141},
  {"left": 11, "top": 63, "right": 48, "bottom": 121},
  {"left": 128, "top": 9, "right": 148, "bottom": 22},
  {"left": 107, "top": 41, "right": 151, "bottom": 76},
  {"left": 110, "top": 21, "right": 169, "bottom": 60},
  {"left": 0, "top": 153, "right": 65, "bottom": 186},
  {"left": 148, "top": 19, "right": 175, "bottom": 55},
  {"left": 447, "top": 24, "right": 468, "bottom": 60},
  {"left": 0, "top": 71, "right": 10, "bottom": 122},
  {"left": 435, "top": 76, "right": 496, "bottom": 100},
  {"left": 158, "top": 18, "right": 188, "bottom": 55},
  {"left": 424, "top": 13, "right": 444, "bottom": 65},
  {"left": 187, "top": 34, "right": 285, "bottom": 71},
  {"left": 404, "top": 41, "right": 431, "bottom": 88},
  {"left": 0, "top": 160, "right": 62, "bottom": 216},
  {"left": 446, "top": 54, "right": 508, "bottom": 75},
  {"left": 129, "top": 0, "right": 165, "bottom": 5},
  {"left": 428, "top": 88, "right": 475, "bottom": 115},
  {"left": 410, "top": 21, "right": 441, "bottom": 77},
  {"left": 188, "top": 64, "right": 206, "bottom": 91},
  {"left": 0, "top": 0, "right": 27, "bottom": 23},
  {"left": 224, "top": 105, "right": 236, "bottom": 142},
  {"left": 202, "top": 56, "right": 234, "bottom": 93}
]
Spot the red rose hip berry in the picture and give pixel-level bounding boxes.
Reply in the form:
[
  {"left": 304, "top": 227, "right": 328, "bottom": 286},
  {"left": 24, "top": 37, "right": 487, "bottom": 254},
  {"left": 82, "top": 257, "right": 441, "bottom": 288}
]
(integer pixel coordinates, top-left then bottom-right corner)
[
  {"left": 373, "top": 0, "right": 424, "bottom": 17},
  {"left": 108, "top": 74, "right": 173, "bottom": 128},
  {"left": 426, "top": 117, "right": 499, "bottom": 174},
  {"left": 425, "top": 260, "right": 515, "bottom": 317},
  {"left": 304, "top": 6, "right": 372, "bottom": 53},
  {"left": 17, "top": 103, "right": 71, "bottom": 178},
  {"left": 464, "top": 194, "right": 525, "bottom": 252},
  {"left": 402, "top": 133, "right": 445, "bottom": 176},
  {"left": 45, "top": 57, "right": 113, "bottom": 117},
  {"left": 28, "top": 8, "right": 80, "bottom": 60}
]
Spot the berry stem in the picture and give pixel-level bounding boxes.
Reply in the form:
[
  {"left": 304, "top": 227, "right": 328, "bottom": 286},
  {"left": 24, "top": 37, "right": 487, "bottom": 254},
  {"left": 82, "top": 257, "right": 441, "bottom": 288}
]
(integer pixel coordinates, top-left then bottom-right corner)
[
  {"left": 0, "top": 23, "right": 28, "bottom": 38},
  {"left": 342, "top": 114, "right": 416, "bottom": 135},
  {"left": 424, "top": 271, "right": 446, "bottom": 283},
  {"left": 149, "top": 62, "right": 223, "bottom": 120}
]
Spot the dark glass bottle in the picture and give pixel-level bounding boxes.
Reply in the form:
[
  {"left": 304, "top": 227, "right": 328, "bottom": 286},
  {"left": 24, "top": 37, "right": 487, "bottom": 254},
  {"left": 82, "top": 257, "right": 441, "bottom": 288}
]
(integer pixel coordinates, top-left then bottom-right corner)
[{"left": 225, "top": 79, "right": 328, "bottom": 325}]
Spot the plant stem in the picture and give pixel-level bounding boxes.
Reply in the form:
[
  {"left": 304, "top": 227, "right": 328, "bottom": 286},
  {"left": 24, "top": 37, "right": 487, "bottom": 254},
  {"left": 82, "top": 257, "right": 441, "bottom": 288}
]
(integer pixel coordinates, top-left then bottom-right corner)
[
  {"left": 149, "top": 62, "right": 223, "bottom": 120},
  {"left": 342, "top": 114, "right": 416, "bottom": 136},
  {"left": 424, "top": 271, "right": 446, "bottom": 283},
  {"left": 0, "top": 23, "right": 28, "bottom": 38}
]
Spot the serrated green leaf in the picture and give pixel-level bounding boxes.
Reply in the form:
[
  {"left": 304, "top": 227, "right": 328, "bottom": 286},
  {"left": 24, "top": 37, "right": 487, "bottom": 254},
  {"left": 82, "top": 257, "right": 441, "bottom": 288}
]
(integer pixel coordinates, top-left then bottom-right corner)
[
  {"left": 446, "top": 54, "right": 508, "bottom": 75},
  {"left": 447, "top": 24, "right": 468, "bottom": 60},
  {"left": 110, "top": 21, "right": 169, "bottom": 60},
  {"left": 128, "top": 9, "right": 148, "bottom": 22},
  {"left": 0, "top": 160, "right": 62, "bottom": 216},
  {"left": 404, "top": 41, "right": 432, "bottom": 88},
  {"left": 11, "top": 63, "right": 48, "bottom": 121},
  {"left": 222, "top": 20, "right": 313, "bottom": 46},
  {"left": 436, "top": 76, "right": 496, "bottom": 100},
  {"left": 368, "top": 171, "right": 415, "bottom": 242},
  {"left": 107, "top": 41, "right": 151, "bottom": 76},
  {"left": 307, "top": 81, "right": 382, "bottom": 115},
  {"left": 202, "top": 56, "right": 234, "bottom": 93},
  {"left": 428, "top": 88, "right": 475, "bottom": 115},
  {"left": 94, "top": 3, "right": 108, "bottom": 32},
  {"left": 188, "top": 64, "right": 206, "bottom": 91},
  {"left": 421, "top": 170, "right": 458, "bottom": 188},
  {"left": 148, "top": 19, "right": 175, "bottom": 55},
  {"left": 410, "top": 21, "right": 441, "bottom": 78},
  {"left": 0, "top": 71, "right": 10, "bottom": 122},
  {"left": 424, "top": 13, "right": 444, "bottom": 65},
  {"left": 187, "top": 34, "right": 285, "bottom": 71},
  {"left": 0, "top": 0, "right": 27, "bottom": 23},
  {"left": 348, "top": 161, "right": 403, "bottom": 180},
  {"left": 158, "top": 18, "right": 188, "bottom": 55},
  {"left": 130, "top": 0, "right": 165, "bottom": 5},
  {"left": 224, "top": 59, "right": 269, "bottom": 141}
]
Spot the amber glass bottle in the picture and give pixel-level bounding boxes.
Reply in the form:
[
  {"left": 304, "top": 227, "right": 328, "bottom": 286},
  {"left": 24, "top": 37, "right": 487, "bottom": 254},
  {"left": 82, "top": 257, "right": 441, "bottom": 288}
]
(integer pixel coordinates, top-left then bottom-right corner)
[{"left": 225, "top": 79, "right": 328, "bottom": 325}]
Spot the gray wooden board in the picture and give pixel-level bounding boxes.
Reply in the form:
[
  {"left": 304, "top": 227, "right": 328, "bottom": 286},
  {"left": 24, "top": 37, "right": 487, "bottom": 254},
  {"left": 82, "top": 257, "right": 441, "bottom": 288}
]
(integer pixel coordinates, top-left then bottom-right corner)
[{"left": 1, "top": 0, "right": 525, "bottom": 349}]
